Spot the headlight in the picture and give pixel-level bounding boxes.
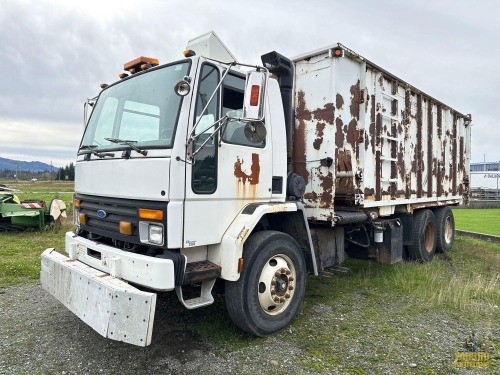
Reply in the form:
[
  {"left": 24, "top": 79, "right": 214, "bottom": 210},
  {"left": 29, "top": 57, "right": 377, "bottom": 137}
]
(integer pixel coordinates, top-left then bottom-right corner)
[{"left": 148, "top": 224, "right": 163, "bottom": 245}]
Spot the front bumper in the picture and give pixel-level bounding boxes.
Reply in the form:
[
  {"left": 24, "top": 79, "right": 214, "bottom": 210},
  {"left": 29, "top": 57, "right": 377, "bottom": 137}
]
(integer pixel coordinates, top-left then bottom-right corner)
[
  {"left": 64, "top": 232, "right": 175, "bottom": 291},
  {"left": 41, "top": 249, "right": 156, "bottom": 346}
]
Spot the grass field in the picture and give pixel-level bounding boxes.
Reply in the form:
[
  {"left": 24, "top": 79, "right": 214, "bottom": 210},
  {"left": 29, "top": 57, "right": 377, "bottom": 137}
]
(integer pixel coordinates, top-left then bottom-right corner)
[{"left": 453, "top": 208, "right": 500, "bottom": 236}]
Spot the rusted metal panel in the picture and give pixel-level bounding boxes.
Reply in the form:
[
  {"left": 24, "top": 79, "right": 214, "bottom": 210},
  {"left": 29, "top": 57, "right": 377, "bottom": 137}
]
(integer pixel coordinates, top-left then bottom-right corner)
[
  {"left": 416, "top": 94, "right": 423, "bottom": 198},
  {"left": 292, "top": 44, "right": 471, "bottom": 222},
  {"left": 427, "top": 101, "right": 433, "bottom": 197}
]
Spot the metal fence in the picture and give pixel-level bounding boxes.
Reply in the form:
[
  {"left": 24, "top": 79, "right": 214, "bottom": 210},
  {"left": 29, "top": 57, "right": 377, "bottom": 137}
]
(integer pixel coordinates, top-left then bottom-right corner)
[{"left": 471, "top": 188, "right": 500, "bottom": 201}]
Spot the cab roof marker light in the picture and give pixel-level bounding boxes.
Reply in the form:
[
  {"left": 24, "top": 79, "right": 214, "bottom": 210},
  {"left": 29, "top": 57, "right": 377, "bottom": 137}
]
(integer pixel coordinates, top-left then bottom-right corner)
[
  {"left": 183, "top": 49, "right": 196, "bottom": 57},
  {"left": 330, "top": 47, "right": 343, "bottom": 58}
]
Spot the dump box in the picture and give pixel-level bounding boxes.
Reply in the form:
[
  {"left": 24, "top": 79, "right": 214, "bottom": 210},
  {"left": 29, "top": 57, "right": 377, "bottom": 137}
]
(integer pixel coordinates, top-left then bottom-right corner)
[{"left": 292, "top": 44, "right": 471, "bottom": 222}]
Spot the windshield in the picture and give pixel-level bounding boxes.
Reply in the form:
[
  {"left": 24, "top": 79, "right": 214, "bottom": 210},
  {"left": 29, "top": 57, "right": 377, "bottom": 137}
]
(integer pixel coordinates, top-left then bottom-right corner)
[{"left": 80, "top": 61, "right": 191, "bottom": 153}]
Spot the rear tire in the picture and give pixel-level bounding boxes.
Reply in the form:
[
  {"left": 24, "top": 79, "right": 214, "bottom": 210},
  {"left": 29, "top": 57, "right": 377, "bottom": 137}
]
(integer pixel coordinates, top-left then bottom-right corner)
[
  {"left": 434, "top": 207, "right": 455, "bottom": 253},
  {"left": 225, "top": 231, "right": 306, "bottom": 336},
  {"left": 408, "top": 209, "right": 436, "bottom": 262}
]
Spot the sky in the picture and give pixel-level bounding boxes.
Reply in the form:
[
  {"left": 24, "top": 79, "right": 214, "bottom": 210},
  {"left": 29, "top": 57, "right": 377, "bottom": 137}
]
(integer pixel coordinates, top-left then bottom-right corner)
[{"left": 0, "top": 0, "right": 498, "bottom": 168}]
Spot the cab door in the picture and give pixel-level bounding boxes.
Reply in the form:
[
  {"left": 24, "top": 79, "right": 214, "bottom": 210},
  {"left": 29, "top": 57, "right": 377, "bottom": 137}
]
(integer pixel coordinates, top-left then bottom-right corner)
[{"left": 183, "top": 63, "right": 273, "bottom": 248}]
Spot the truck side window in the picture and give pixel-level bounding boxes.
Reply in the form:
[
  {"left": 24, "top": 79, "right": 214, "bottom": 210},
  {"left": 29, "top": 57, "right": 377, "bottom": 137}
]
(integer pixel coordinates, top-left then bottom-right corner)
[
  {"left": 221, "top": 73, "right": 265, "bottom": 148},
  {"left": 192, "top": 64, "right": 219, "bottom": 194}
]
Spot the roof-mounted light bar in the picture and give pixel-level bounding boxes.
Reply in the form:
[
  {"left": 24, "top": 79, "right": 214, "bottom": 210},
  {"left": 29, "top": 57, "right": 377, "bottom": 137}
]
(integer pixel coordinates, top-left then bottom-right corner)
[{"left": 119, "top": 56, "right": 159, "bottom": 79}]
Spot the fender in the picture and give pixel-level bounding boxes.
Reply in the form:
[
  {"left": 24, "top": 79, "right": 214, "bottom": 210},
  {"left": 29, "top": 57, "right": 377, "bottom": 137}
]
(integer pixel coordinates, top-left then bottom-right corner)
[{"left": 208, "top": 201, "right": 318, "bottom": 281}]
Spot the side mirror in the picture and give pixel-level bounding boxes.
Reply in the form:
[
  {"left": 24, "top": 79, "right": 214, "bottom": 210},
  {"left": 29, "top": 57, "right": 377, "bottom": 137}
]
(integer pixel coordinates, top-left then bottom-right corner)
[
  {"left": 83, "top": 100, "right": 95, "bottom": 129},
  {"left": 243, "top": 70, "right": 267, "bottom": 121}
]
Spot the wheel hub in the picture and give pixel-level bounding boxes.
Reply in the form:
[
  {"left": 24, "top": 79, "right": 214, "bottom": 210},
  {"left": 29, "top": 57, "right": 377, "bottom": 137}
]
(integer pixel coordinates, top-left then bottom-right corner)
[{"left": 258, "top": 255, "right": 296, "bottom": 315}]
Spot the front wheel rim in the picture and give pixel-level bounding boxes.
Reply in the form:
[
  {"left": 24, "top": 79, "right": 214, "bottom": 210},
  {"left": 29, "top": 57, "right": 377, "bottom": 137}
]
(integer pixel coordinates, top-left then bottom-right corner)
[{"left": 258, "top": 254, "right": 296, "bottom": 316}]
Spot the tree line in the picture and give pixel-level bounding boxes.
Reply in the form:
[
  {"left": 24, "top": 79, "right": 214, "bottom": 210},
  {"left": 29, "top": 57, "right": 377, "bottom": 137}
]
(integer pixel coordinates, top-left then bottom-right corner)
[{"left": 0, "top": 162, "right": 75, "bottom": 181}]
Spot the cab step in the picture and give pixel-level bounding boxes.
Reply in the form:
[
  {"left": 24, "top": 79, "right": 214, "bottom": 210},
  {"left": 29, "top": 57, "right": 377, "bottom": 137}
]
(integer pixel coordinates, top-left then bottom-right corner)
[
  {"left": 175, "top": 279, "right": 217, "bottom": 309},
  {"left": 182, "top": 260, "right": 221, "bottom": 285},
  {"left": 175, "top": 261, "right": 222, "bottom": 310}
]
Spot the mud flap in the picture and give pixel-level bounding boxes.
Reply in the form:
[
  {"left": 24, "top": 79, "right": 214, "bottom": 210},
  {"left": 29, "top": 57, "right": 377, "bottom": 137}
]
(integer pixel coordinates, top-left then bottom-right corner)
[{"left": 40, "top": 249, "right": 156, "bottom": 346}]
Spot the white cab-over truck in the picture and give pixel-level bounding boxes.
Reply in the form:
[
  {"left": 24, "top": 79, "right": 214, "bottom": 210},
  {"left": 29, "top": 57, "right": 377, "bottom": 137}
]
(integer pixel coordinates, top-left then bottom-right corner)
[{"left": 41, "top": 32, "right": 471, "bottom": 346}]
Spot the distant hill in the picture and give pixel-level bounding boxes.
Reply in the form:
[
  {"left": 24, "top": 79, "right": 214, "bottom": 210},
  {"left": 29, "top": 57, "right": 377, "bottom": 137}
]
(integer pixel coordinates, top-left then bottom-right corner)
[{"left": 0, "top": 157, "right": 58, "bottom": 172}]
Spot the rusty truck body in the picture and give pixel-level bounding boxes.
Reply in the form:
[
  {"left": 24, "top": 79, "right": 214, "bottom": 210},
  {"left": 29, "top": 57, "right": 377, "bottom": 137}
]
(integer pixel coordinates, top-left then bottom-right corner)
[{"left": 41, "top": 32, "right": 471, "bottom": 346}]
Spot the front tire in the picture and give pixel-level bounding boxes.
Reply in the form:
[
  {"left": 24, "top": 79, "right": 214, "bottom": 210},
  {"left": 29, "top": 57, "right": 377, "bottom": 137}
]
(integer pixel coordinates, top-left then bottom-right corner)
[{"left": 225, "top": 231, "right": 306, "bottom": 336}]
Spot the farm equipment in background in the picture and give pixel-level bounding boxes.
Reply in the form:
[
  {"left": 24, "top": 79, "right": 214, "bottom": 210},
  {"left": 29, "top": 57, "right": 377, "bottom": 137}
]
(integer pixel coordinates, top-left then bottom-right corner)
[{"left": 0, "top": 190, "right": 67, "bottom": 231}]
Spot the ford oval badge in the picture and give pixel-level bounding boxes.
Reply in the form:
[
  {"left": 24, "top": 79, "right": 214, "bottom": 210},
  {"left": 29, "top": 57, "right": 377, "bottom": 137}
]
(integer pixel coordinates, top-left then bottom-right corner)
[{"left": 97, "top": 209, "right": 107, "bottom": 219}]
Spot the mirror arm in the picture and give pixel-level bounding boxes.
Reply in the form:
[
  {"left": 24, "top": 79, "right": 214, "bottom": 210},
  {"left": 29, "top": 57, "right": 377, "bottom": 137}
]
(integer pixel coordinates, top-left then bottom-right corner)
[
  {"left": 187, "top": 62, "right": 236, "bottom": 142},
  {"left": 189, "top": 116, "right": 229, "bottom": 159}
]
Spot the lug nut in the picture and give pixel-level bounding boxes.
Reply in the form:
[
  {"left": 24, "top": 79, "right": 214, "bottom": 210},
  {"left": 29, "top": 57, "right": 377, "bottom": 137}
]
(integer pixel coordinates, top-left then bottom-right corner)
[
  {"left": 271, "top": 290, "right": 276, "bottom": 296},
  {"left": 289, "top": 277, "right": 294, "bottom": 281},
  {"left": 285, "top": 270, "right": 291, "bottom": 275},
  {"left": 274, "top": 297, "right": 280, "bottom": 303},
  {"left": 281, "top": 268, "right": 286, "bottom": 273},
  {"left": 271, "top": 280, "right": 276, "bottom": 286},
  {"left": 289, "top": 286, "right": 294, "bottom": 290},
  {"left": 285, "top": 293, "right": 290, "bottom": 299},
  {"left": 275, "top": 271, "right": 281, "bottom": 277},
  {"left": 280, "top": 297, "right": 285, "bottom": 303}
]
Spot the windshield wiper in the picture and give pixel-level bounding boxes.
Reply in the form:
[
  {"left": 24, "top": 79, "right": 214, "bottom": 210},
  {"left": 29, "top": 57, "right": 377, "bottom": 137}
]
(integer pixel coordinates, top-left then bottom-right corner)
[
  {"left": 79, "top": 145, "right": 115, "bottom": 159},
  {"left": 105, "top": 138, "right": 148, "bottom": 156}
]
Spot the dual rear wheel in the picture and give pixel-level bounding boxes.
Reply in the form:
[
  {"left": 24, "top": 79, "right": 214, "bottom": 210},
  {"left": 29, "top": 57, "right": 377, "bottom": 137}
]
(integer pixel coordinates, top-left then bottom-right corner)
[{"left": 408, "top": 207, "right": 455, "bottom": 262}]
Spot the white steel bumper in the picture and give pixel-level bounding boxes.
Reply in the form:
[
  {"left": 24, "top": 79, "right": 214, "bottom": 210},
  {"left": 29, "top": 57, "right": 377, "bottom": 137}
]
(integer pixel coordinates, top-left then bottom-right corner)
[
  {"left": 64, "top": 232, "right": 175, "bottom": 291},
  {"left": 41, "top": 249, "right": 156, "bottom": 346}
]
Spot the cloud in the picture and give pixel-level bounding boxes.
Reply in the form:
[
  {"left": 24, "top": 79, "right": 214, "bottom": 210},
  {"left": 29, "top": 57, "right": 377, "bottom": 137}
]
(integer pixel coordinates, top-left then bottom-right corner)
[
  {"left": 0, "top": 0, "right": 499, "bottom": 167},
  {"left": 0, "top": 118, "right": 80, "bottom": 167}
]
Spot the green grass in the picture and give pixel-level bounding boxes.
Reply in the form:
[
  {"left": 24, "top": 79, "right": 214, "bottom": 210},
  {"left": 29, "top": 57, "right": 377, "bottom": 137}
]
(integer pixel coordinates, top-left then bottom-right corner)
[
  {"left": 0, "top": 221, "right": 73, "bottom": 285},
  {"left": 0, "top": 181, "right": 75, "bottom": 286},
  {"left": 453, "top": 208, "right": 500, "bottom": 236}
]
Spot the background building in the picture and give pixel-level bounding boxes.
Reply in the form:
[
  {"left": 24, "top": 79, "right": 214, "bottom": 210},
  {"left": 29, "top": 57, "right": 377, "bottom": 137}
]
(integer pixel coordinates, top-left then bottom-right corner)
[{"left": 470, "top": 161, "right": 500, "bottom": 200}]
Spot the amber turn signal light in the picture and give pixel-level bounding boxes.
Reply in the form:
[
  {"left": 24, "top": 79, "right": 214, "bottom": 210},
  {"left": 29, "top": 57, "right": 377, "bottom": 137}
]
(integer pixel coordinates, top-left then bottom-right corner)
[
  {"left": 238, "top": 258, "right": 244, "bottom": 273},
  {"left": 119, "top": 221, "right": 132, "bottom": 235},
  {"left": 138, "top": 208, "right": 164, "bottom": 221},
  {"left": 78, "top": 213, "right": 86, "bottom": 225}
]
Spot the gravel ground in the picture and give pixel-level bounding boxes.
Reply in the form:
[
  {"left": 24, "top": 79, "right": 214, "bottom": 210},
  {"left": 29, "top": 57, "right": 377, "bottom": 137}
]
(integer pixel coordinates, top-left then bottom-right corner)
[{"left": 0, "top": 283, "right": 498, "bottom": 374}]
